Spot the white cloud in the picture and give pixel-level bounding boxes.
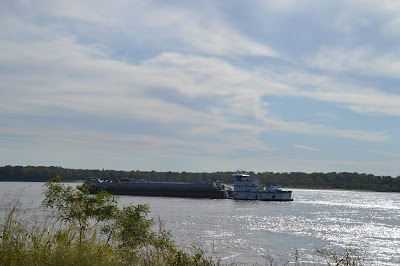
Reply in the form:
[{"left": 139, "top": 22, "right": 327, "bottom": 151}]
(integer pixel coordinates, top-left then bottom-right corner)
[
  {"left": 263, "top": 117, "right": 388, "bottom": 142},
  {"left": 262, "top": 60, "right": 400, "bottom": 117},
  {"left": 306, "top": 46, "right": 400, "bottom": 79},
  {"left": 303, "top": 88, "right": 400, "bottom": 117},
  {"left": 294, "top": 144, "right": 320, "bottom": 152},
  {"left": 177, "top": 19, "right": 278, "bottom": 57},
  {"left": 8, "top": 0, "right": 277, "bottom": 58}
]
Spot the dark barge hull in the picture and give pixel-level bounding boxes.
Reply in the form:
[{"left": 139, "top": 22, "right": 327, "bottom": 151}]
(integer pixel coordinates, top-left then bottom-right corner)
[
  {"left": 84, "top": 179, "right": 229, "bottom": 199},
  {"left": 90, "top": 188, "right": 228, "bottom": 199}
]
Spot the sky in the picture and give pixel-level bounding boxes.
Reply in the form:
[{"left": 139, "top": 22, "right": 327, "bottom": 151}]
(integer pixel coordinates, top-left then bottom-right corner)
[{"left": 1, "top": 0, "right": 400, "bottom": 176}]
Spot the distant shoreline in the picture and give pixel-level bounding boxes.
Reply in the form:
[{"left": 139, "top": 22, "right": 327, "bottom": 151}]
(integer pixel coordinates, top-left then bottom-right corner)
[{"left": 1, "top": 165, "right": 399, "bottom": 192}]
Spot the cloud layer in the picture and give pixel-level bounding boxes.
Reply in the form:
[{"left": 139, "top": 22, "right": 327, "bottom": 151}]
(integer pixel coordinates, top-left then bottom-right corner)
[{"left": 1, "top": 0, "right": 400, "bottom": 176}]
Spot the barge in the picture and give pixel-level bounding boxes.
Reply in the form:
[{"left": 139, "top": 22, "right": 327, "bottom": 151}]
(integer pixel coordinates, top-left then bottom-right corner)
[
  {"left": 83, "top": 178, "right": 229, "bottom": 199},
  {"left": 84, "top": 172, "right": 293, "bottom": 201}
]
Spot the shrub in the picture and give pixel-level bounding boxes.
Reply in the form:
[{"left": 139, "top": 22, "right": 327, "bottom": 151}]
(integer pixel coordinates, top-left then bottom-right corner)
[{"left": 0, "top": 178, "right": 214, "bottom": 266}]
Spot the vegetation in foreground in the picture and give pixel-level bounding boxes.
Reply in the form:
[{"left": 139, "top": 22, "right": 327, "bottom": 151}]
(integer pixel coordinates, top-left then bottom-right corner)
[{"left": 0, "top": 178, "right": 365, "bottom": 266}]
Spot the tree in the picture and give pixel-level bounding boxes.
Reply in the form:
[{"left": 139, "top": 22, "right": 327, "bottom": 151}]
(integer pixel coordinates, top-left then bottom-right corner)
[
  {"left": 42, "top": 177, "right": 120, "bottom": 243},
  {"left": 42, "top": 177, "right": 154, "bottom": 248}
]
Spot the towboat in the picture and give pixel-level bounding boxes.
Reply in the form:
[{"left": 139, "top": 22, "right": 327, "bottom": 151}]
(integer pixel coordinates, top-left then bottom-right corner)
[{"left": 232, "top": 172, "right": 293, "bottom": 201}]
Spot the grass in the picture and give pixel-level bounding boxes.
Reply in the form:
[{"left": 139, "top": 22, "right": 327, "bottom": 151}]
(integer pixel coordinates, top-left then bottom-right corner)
[{"left": 0, "top": 205, "right": 216, "bottom": 266}]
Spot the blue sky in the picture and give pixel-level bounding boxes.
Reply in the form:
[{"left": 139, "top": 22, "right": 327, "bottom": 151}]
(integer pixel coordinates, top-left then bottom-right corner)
[{"left": 1, "top": 0, "right": 400, "bottom": 176}]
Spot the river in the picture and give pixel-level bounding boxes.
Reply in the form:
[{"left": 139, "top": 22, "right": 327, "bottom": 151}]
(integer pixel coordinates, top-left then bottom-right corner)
[{"left": 0, "top": 182, "right": 399, "bottom": 265}]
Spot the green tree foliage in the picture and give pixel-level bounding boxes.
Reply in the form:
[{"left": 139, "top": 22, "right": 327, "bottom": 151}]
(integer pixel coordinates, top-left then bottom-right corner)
[
  {"left": 42, "top": 177, "right": 120, "bottom": 243},
  {"left": 42, "top": 178, "right": 171, "bottom": 250},
  {"left": 115, "top": 204, "right": 155, "bottom": 248}
]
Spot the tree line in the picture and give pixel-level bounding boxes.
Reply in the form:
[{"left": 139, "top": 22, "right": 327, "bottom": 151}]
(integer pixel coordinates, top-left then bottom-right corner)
[{"left": 1, "top": 165, "right": 399, "bottom": 192}]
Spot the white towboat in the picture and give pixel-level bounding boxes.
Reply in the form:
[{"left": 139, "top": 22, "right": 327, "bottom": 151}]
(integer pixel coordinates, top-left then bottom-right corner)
[{"left": 232, "top": 172, "right": 293, "bottom": 201}]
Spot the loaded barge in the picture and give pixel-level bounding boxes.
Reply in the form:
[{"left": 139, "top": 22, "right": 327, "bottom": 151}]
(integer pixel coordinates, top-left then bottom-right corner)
[
  {"left": 83, "top": 178, "right": 229, "bottom": 199},
  {"left": 84, "top": 172, "right": 293, "bottom": 201}
]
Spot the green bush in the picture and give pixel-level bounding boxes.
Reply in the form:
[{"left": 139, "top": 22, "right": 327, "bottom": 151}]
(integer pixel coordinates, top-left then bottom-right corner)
[{"left": 0, "top": 178, "right": 215, "bottom": 266}]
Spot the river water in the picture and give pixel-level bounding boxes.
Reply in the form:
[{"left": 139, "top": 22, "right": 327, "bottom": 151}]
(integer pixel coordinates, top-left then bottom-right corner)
[{"left": 0, "top": 182, "right": 399, "bottom": 265}]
